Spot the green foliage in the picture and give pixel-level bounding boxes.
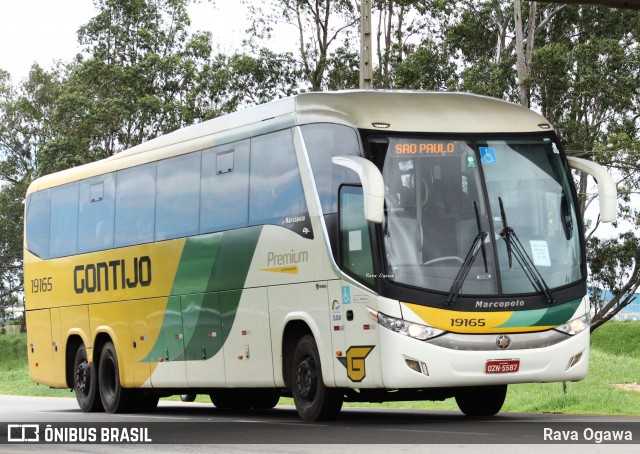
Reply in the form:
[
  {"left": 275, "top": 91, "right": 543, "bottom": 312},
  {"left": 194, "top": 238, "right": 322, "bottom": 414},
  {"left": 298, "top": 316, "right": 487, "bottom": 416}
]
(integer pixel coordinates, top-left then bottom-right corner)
[
  {"left": 394, "top": 40, "right": 457, "bottom": 90},
  {"left": 0, "top": 333, "right": 28, "bottom": 370}
]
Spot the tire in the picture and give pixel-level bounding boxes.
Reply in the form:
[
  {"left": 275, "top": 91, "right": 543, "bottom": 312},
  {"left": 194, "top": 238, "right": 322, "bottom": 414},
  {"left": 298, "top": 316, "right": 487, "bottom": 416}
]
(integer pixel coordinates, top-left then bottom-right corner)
[
  {"left": 73, "top": 344, "right": 103, "bottom": 412},
  {"left": 454, "top": 384, "right": 507, "bottom": 417},
  {"left": 210, "top": 389, "right": 250, "bottom": 410},
  {"left": 133, "top": 391, "right": 160, "bottom": 412},
  {"left": 291, "top": 335, "right": 343, "bottom": 421},
  {"left": 98, "top": 341, "right": 132, "bottom": 413},
  {"left": 250, "top": 389, "right": 280, "bottom": 410},
  {"left": 180, "top": 393, "right": 197, "bottom": 402},
  {"left": 210, "top": 389, "right": 280, "bottom": 410}
]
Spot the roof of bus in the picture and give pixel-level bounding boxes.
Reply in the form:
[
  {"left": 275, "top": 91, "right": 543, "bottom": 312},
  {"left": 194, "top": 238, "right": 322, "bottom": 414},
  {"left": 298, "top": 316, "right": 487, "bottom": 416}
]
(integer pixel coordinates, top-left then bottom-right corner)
[{"left": 27, "top": 90, "right": 553, "bottom": 193}]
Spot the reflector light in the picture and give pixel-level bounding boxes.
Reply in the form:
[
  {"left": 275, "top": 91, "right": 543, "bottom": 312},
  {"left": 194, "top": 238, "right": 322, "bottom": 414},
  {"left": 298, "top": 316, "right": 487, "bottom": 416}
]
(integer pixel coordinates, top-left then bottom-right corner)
[{"left": 372, "top": 122, "right": 390, "bottom": 129}]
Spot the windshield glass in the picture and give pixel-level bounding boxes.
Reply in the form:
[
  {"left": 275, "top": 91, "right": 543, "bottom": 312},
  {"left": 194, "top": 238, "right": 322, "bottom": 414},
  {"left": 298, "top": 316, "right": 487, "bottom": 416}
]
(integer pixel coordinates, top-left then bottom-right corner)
[
  {"left": 374, "top": 136, "right": 582, "bottom": 297},
  {"left": 481, "top": 138, "right": 582, "bottom": 293}
]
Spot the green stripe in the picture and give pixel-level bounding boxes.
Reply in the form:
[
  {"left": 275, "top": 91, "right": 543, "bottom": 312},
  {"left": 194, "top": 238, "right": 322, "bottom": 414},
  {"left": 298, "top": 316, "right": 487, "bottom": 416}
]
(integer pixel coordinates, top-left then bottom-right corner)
[
  {"left": 143, "top": 227, "right": 263, "bottom": 363},
  {"left": 498, "top": 298, "right": 583, "bottom": 329}
]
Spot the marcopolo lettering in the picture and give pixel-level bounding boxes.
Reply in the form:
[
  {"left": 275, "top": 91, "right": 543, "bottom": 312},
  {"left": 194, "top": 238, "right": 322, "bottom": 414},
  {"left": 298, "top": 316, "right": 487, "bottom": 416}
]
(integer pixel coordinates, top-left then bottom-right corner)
[
  {"left": 74, "top": 256, "right": 152, "bottom": 294},
  {"left": 475, "top": 299, "right": 525, "bottom": 309}
]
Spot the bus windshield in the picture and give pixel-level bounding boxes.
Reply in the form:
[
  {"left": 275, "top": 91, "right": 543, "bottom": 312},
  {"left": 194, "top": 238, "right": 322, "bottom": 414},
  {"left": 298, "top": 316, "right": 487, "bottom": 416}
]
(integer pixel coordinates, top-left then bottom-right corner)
[{"left": 375, "top": 136, "right": 583, "bottom": 297}]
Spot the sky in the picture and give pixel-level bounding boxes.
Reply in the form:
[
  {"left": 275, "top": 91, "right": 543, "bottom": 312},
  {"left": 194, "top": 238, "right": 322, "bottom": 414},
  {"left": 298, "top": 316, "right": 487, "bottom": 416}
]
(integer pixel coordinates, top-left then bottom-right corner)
[{"left": 0, "top": 0, "right": 253, "bottom": 82}]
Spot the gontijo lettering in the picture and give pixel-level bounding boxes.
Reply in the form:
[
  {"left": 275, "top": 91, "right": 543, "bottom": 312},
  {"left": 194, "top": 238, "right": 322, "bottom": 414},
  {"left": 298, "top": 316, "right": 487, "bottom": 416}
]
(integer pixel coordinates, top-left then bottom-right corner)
[{"left": 73, "top": 256, "right": 152, "bottom": 294}]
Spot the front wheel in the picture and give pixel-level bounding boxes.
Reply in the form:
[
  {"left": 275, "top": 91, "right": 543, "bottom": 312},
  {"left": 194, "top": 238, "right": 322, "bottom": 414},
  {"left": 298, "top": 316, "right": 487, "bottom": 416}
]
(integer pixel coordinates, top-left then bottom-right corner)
[
  {"left": 73, "top": 344, "right": 103, "bottom": 412},
  {"left": 291, "top": 335, "right": 343, "bottom": 421},
  {"left": 454, "top": 384, "right": 507, "bottom": 417}
]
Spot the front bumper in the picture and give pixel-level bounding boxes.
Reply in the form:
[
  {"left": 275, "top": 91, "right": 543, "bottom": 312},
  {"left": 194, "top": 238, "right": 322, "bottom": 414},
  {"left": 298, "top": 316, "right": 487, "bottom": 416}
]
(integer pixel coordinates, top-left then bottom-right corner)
[{"left": 380, "top": 326, "right": 589, "bottom": 388}]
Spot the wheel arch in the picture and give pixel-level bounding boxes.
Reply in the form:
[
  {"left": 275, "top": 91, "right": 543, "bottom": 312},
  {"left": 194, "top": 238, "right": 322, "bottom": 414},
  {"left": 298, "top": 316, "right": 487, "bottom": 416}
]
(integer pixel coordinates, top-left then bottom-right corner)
[
  {"left": 65, "top": 334, "right": 85, "bottom": 388},
  {"left": 281, "top": 320, "right": 313, "bottom": 389}
]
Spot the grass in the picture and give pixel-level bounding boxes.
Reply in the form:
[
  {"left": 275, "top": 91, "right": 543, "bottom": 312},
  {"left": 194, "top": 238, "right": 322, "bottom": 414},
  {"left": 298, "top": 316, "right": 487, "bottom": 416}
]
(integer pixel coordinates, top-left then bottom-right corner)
[{"left": 1, "top": 322, "right": 638, "bottom": 415}]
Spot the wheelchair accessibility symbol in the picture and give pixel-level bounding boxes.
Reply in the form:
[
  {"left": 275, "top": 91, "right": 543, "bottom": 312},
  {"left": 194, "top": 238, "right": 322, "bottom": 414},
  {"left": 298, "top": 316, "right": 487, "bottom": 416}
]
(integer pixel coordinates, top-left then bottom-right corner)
[{"left": 480, "top": 147, "right": 497, "bottom": 165}]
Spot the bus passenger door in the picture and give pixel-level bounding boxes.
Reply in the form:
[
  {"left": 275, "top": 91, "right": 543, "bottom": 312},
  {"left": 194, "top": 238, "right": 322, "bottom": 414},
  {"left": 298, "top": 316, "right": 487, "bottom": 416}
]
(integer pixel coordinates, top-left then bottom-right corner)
[
  {"left": 182, "top": 293, "right": 225, "bottom": 387},
  {"left": 221, "top": 288, "right": 275, "bottom": 387}
]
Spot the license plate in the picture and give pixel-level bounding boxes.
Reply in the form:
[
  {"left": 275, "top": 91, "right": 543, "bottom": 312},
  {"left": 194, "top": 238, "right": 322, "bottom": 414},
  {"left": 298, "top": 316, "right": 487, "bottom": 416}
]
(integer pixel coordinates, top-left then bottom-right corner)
[{"left": 485, "top": 359, "right": 520, "bottom": 374}]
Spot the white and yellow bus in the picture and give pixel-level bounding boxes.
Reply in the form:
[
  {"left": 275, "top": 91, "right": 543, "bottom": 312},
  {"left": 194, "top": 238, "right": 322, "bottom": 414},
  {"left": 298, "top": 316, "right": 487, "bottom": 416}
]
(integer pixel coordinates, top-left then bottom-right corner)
[{"left": 24, "top": 91, "right": 616, "bottom": 421}]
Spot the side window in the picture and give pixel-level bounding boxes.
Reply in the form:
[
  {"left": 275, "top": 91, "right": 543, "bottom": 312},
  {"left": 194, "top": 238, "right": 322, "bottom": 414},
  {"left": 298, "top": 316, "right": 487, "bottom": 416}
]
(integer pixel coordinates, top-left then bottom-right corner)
[
  {"left": 339, "top": 185, "right": 375, "bottom": 287},
  {"left": 49, "top": 182, "right": 79, "bottom": 258},
  {"left": 115, "top": 163, "right": 156, "bottom": 247},
  {"left": 249, "top": 129, "right": 307, "bottom": 226},
  {"left": 78, "top": 174, "right": 115, "bottom": 253},
  {"left": 156, "top": 152, "right": 201, "bottom": 240},
  {"left": 201, "top": 140, "right": 250, "bottom": 233},
  {"left": 25, "top": 189, "right": 51, "bottom": 258},
  {"left": 301, "top": 124, "right": 361, "bottom": 214}
]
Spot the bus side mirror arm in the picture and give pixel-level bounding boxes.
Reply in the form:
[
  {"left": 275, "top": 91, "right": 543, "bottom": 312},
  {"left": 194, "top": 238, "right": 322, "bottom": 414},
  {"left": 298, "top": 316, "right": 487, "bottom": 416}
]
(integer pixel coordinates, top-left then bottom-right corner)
[
  {"left": 566, "top": 156, "right": 617, "bottom": 223},
  {"left": 332, "top": 156, "right": 385, "bottom": 223}
]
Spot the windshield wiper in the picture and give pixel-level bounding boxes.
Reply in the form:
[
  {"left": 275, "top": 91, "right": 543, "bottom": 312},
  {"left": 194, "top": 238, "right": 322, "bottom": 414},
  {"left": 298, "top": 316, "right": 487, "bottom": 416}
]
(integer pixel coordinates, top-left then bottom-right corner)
[
  {"left": 445, "top": 202, "right": 488, "bottom": 306},
  {"left": 498, "top": 197, "right": 555, "bottom": 304}
]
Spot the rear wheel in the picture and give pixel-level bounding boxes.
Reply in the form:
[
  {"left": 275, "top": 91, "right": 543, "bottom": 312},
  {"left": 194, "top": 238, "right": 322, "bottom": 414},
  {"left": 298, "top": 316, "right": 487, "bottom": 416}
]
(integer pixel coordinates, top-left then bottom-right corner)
[
  {"left": 98, "top": 341, "right": 132, "bottom": 413},
  {"left": 291, "top": 335, "right": 343, "bottom": 421},
  {"left": 455, "top": 384, "right": 507, "bottom": 416},
  {"left": 73, "top": 344, "right": 102, "bottom": 412}
]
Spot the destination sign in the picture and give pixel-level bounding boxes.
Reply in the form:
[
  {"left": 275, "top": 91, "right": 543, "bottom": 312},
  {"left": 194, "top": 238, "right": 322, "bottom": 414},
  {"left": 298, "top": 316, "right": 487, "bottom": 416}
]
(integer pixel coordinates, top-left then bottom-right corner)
[{"left": 393, "top": 141, "right": 458, "bottom": 155}]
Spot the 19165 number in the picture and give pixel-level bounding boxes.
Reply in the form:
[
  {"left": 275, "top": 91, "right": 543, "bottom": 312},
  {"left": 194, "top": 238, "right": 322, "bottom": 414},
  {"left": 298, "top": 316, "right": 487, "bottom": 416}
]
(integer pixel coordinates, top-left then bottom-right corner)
[
  {"left": 31, "top": 277, "right": 53, "bottom": 293},
  {"left": 450, "top": 318, "right": 486, "bottom": 327}
]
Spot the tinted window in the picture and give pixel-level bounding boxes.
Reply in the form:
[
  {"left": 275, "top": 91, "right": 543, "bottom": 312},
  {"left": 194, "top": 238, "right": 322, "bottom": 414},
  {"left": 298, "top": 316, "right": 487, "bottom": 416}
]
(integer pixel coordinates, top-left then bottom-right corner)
[
  {"left": 249, "top": 130, "right": 307, "bottom": 226},
  {"left": 201, "top": 140, "right": 250, "bottom": 233},
  {"left": 115, "top": 163, "right": 156, "bottom": 247},
  {"left": 301, "top": 124, "right": 360, "bottom": 214},
  {"left": 49, "top": 182, "right": 79, "bottom": 257},
  {"left": 156, "top": 152, "right": 201, "bottom": 240},
  {"left": 25, "top": 190, "right": 51, "bottom": 258},
  {"left": 340, "top": 185, "right": 375, "bottom": 287},
  {"left": 78, "top": 174, "right": 115, "bottom": 253}
]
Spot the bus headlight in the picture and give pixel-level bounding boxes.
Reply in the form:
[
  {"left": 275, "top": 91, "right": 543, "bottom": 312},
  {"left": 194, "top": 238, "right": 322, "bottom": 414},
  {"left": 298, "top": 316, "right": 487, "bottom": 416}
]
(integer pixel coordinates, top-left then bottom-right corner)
[
  {"left": 367, "top": 308, "right": 444, "bottom": 341},
  {"left": 555, "top": 313, "right": 591, "bottom": 336}
]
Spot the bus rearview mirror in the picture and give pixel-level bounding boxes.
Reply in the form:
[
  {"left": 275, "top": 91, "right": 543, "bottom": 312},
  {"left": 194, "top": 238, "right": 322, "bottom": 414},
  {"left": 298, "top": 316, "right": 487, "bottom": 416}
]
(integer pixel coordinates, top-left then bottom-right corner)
[
  {"left": 567, "top": 156, "right": 617, "bottom": 223},
  {"left": 332, "top": 156, "right": 385, "bottom": 223}
]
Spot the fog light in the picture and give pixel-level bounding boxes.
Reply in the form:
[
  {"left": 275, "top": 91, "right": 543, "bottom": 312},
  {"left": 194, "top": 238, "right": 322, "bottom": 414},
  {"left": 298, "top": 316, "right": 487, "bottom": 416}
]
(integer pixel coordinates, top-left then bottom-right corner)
[
  {"left": 405, "top": 359, "right": 429, "bottom": 376},
  {"left": 406, "top": 359, "right": 421, "bottom": 373},
  {"left": 566, "top": 352, "right": 583, "bottom": 370}
]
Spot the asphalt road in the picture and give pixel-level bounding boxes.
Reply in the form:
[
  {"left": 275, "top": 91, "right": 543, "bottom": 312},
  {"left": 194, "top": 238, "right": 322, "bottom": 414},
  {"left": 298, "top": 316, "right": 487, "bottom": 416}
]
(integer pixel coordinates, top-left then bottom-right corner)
[{"left": 0, "top": 395, "right": 638, "bottom": 453}]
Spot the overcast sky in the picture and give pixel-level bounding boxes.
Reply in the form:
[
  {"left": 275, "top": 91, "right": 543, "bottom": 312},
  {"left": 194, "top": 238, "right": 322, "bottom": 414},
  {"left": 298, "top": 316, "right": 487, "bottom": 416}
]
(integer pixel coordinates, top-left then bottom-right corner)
[{"left": 0, "top": 0, "right": 253, "bottom": 82}]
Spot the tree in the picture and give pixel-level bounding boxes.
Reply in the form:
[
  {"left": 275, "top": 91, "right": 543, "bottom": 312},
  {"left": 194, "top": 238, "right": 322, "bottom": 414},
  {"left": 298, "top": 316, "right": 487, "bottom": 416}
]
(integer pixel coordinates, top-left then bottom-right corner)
[
  {"left": 0, "top": 65, "right": 69, "bottom": 299},
  {"left": 70, "top": 0, "right": 214, "bottom": 157},
  {"left": 441, "top": 1, "right": 639, "bottom": 327},
  {"left": 527, "top": 5, "right": 640, "bottom": 328},
  {"left": 245, "top": 0, "right": 359, "bottom": 91}
]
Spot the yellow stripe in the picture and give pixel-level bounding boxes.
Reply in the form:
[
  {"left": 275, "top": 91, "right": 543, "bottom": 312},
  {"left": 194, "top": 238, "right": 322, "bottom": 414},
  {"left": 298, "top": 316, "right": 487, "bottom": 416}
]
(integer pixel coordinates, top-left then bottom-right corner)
[
  {"left": 260, "top": 265, "right": 299, "bottom": 274},
  {"left": 402, "top": 302, "right": 553, "bottom": 334}
]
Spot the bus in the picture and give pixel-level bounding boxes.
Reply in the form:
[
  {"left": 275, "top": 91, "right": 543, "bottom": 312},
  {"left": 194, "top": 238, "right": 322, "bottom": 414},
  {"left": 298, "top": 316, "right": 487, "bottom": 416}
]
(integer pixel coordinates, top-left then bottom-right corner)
[{"left": 23, "top": 91, "right": 616, "bottom": 421}]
